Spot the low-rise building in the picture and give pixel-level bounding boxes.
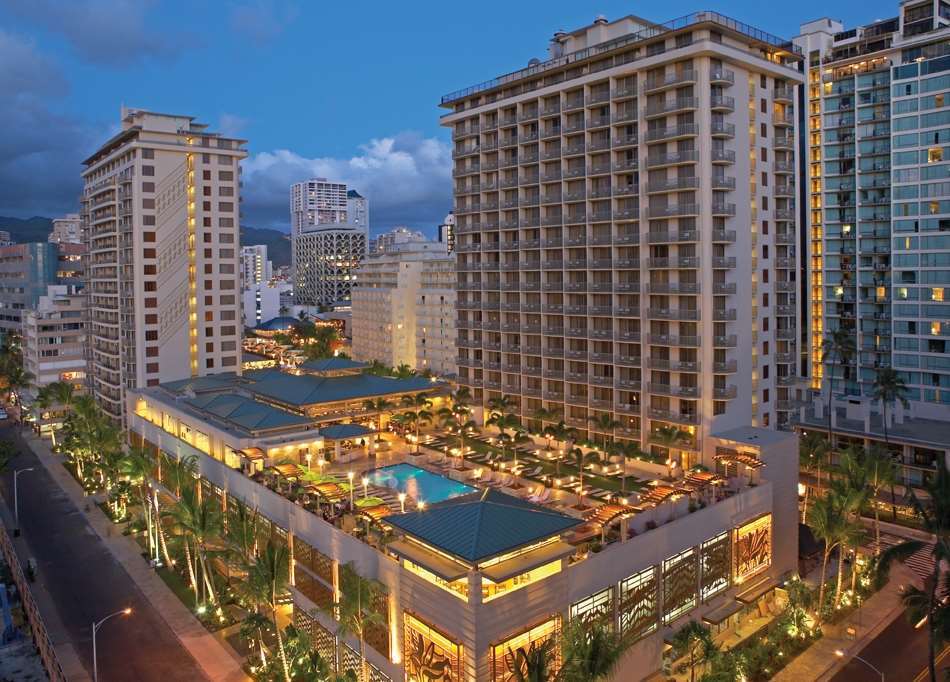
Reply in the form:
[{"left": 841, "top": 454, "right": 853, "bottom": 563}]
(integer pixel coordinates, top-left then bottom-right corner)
[
  {"left": 242, "top": 280, "right": 293, "bottom": 329},
  {"left": 0, "top": 242, "right": 83, "bottom": 337},
  {"left": 351, "top": 239, "right": 456, "bottom": 375},
  {"left": 49, "top": 214, "right": 81, "bottom": 245}
]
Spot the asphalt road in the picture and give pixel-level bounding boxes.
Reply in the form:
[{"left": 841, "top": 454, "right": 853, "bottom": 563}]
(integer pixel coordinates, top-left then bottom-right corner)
[
  {"left": 831, "top": 610, "right": 950, "bottom": 682},
  {"left": 0, "top": 425, "right": 206, "bottom": 681}
]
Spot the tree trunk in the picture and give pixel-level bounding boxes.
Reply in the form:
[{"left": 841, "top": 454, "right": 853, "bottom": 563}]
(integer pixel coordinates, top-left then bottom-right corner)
[
  {"left": 928, "top": 569, "right": 939, "bottom": 682},
  {"left": 183, "top": 539, "right": 198, "bottom": 599},
  {"left": 817, "top": 548, "right": 832, "bottom": 625},
  {"left": 873, "top": 494, "right": 881, "bottom": 555},
  {"left": 154, "top": 491, "right": 173, "bottom": 567},
  {"left": 833, "top": 545, "right": 846, "bottom": 608},
  {"left": 802, "top": 484, "right": 810, "bottom": 523},
  {"left": 827, "top": 362, "right": 837, "bottom": 450},
  {"left": 272, "top": 601, "right": 291, "bottom": 682},
  {"left": 883, "top": 406, "right": 899, "bottom": 522}
]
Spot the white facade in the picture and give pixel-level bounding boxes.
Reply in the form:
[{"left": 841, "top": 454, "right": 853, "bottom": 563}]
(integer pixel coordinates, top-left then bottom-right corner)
[
  {"left": 242, "top": 280, "right": 291, "bottom": 328},
  {"left": 347, "top": 189, "right": 370, "bottom": 233},
  {"left": 49, "top": 213, "right": 81, "bottom": 244},
  {"left": 290, "top": 178, "right": 348, "bottom": 237},
  {"left": 444, "top": 14, "right": 805, "bottom": 457},
  {"left": 352, "top": 239, "right": 456, "bottom": 374},
  {"left": 370, "top": 226, "right": 429, "bottom": 254},
  {"left": 241, "top": 244, "right": 272, "bottom": 287},
  {"left": 21, "top": 285, "right": 86, "bottom": 397},
  {"left": 438, "top": 211, "right": 456, "bottom": 253},
  {"left": 81, "top": 108, "right": 246, "bottom": 423}
]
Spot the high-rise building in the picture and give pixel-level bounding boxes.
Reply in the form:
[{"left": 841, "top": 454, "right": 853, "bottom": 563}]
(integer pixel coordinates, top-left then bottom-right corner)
[
  {"left": 347, "top": 189, "right": 370, "bottom": 232},
  {"left": 444, "top": 12, "right": 805, "bottom": 459},
  {"left": 796, "top": 9, "right": 950, "bottom": 421},
  {"left": 242, "top": 280, "right": 292, "bottom": 328},
  {"left": 0, "top": 230, "right": 12, "bottom": 246},
  {"left": 241, "top": 244, "right": 272, "bottom": 287},
  {"left": 437, "top": 210, "right": 456, "bottom": 253},
  {"left": 352, "top": 238, "right": 456, "bottom": 374},
  {"left": 49, "top": 213, "right": 82, "bottom": 244},
  {"left": 0, "top": 241, "right": 83, "bottom": 338},
  {"left": 370, "top": 226, "right": 429, "bottom": 254},
  {"left": 291, "top": 178, "right": 367, "bottom": 307},
  {"left": 80, "top": 108, "right": 247, "bottom": 424}
]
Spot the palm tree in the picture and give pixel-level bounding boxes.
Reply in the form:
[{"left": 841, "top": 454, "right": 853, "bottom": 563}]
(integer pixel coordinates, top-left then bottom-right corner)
[
  {"left": 808, "top": 494, "right": 848, "bottom": 625},
  {"left": 239, "top": 610, "right": 272, "bottom": 670},
  {"left": 0, "top": 439, "right": 16, "bottom": 474},
  {"left": 587, "top": 413, "right": 621, "bottom": 457},
  {"left": 559, "top": 617, "right": 628, "bottom": 681},
  {"left": 362, "top": 398, "right": 394, "bottom": 434},
  {"left": 876, "top": 463, "right": 950, "bottom": 682},
  {"left": 487, "top": 395, "right": 517, "bottom": 420},
  {"left": 669, "top": 620, "right": 718, "bottom": 682},
  {"left": 487, "top": 412, "right": 522, "bottom": 462},
  {"left": 169, "top": 483, "right": 222, "bottom": 608},
  {"left": 610, "top": 440, "right": 646, "bottom": 495},
  {"left": 863, "top": 444, "right": 897, "bottom": 554},
  {"left": 821, "top": 327, "right": 857, "bottom": 446},
  {"left": 238, "top": 540, "right": 292, "bottom": 682},
  {"left": 545, "top": 421, "right": 578, "bottom": 478},
  {"left": 437, "top": 399, "right": 476, "bottom": 461},
  {"left": 0, "top": 362, "right": 32, "bottom": 408},
  {"left": 305, "top": 325, "right": 341, "bottom": 360},
  {"left": 568, "top": 447, "right": 595, "bottom": 509},
  {"left": 652, "top": 425, "right": 690, "bottom": 475},
  {"left": 871, "top": 366, "right": 910, "bottom": 521},
  {"left": 120, "top": 445, "right": 159, "bottom": 559},
  {"left": 531, "top": 407, "right": 557, "bottom": 436},
  {"left": 328, "top": 563, "right": 386, "bottom": 682},
  {"left": 799, "top": 431, "right": 830, "bottom": 521},
  {"left": 508, "top": 638, "right": 555, "bottom": 682}
]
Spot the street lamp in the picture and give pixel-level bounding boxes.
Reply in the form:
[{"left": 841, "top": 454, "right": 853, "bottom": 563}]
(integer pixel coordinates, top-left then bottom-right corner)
[
  {"left": 347, "top": 471, "right": 354, "bottom": 508},
  {"left": 834, "top": 649, "right": 884, "bottom": 681},
  {"left": 361, "top": 476, "right": 369, "bottom": 499},
  {"left": 93, "top": 608, "right": 132, "bottom": 681},
  {"left": 305, "top": 452, "right": 312, "bottom": 471},
  {"left": 13, "top": 467, "right": 34, "bottom": 536}
]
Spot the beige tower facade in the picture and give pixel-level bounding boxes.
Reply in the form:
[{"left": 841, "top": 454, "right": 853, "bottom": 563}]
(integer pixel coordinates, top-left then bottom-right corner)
[
  {"left": 81, "top": 108, "right": 247, "bottom": 423},
  {"left": 442, "top": 13, "right": 804, "bottom": 461}
]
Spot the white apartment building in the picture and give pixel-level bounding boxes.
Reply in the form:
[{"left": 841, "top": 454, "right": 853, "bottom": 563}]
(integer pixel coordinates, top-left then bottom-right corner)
[
  {"left": 22, "top": 284, "right": 86, "bottom": 395},
  {"left": 291, "top": 178, "right": 348, "bottom": 237},
  {"left": 49, "top": 213, "right": 82, "bottom": 244},
  {"left": 80, "top": 108, "right": 247, "bottom": 424},
  {"left": 241, "top": 244, "right": 272, "bottom": 287},
  {"left": 370, "top": 226, "right": 429, "bottom": 254},
  {"left": 352, "top": 239, "right": 457, "bottom": 374},
  {"left": 796, "top": 5, "right": 950, "bottom": 420},
  {"left": 347, "top": 189, "right": 370, "bottom": 233},
  {"left": 444, "top": 12, "right": 805, "bottom": 460},
  {"left": 242, "top": 280, "right": 292, "bottom": 328},
  {"left": 438, "top": 210, "right": 457, "bottom": 253}
]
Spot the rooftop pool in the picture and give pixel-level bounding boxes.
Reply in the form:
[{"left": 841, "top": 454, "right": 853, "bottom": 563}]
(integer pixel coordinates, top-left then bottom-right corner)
[{"left": 367, "top": 463, "right": 475, "bottom": 504}]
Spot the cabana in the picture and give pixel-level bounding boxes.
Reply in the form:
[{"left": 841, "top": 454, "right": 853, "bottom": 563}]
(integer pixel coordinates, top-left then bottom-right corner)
[
  {"left": 320, "top": 423, "right": 377, "bottom": 462},
  {"left": 714, "top": 448, "right": 765, "bottom": 484},
  {"left": 238, "top": 447, "right": 265, "bottom": 475}
]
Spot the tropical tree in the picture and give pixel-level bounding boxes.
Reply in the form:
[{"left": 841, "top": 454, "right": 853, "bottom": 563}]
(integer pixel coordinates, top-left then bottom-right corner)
[
  {"left": 327, "top": 563, "right": 386, "bottom": 682},
  {"left": 651, "top": 425, "right": 691, "bottom": 475},
  {"left": 610, "top": 440, "right": 646, "bottom": 495},
  {"left": 400, "top": 395, "right": 432, "bottom": 452},
  {"left": 304, "top": 325, "right": 341, "bottom": 360},
  {"left": 361, "top": 398, "right": 393, "bottom": 434},
  {"left": 559, "top": 618, "right": 627, "bottom": 682},
  {"left": 487, "top": 412, "right": 522, "bottom": 464},
  {"left": 509, "top": 637, "right": 555, "bottom": 682},
  {"left": 568, "top": 447, "right": 595, "bottom": 508},
  {"left": 545, "top": 421, "right": 578, "bottom": 478},
  {"left": 238, "top": 540, "right": 292, "bottom": 682},
  {"left": 240, "top": 610, "right": 272, "bottom": 671},
  {"left": 669, "top": 620, "right": 718, "bottom": 682},
  {"left": 487, "top": 395, "right": 517, "bottom": 420},
  {"left": 498, "top": 428, "right": 532, "bottom": 471},
  {"left": 863, "top": 444, "right": 897, "bottom": 554},
  {"left": 120, "top": 444, "right": 159, "bottom": 557},
  {"left": 437, "top": 398, "right": 476, "bottom": 462},
  {"left": 169, "top": 483, "right": 223, "bottom": 608},
  {"left": 532, "top": 407, "right": 557, "bottom": 436},
  {"left": 807, "top": 494, "right": 847, "bottom": 625},
  {"left": 393, "top": 363, "right": 415, "bottom": 379},
  {"left": 0, "top": 362, "right": 32, "bottom": 408},
  {"left": 876, "top": 463, "right": 950, "bottom": 682},
  {"left": 0, "top": 439, "right": 15, "bottom": 474},
  {"left": 799, "top": 431, "right": 830, "bottom": 521},
  {"left": 871, "top": 366, "right": 910, "bottom": 521},
  {"left": 820, "top": 327, "right": 857, "bottom": 445},
  {"left": 587, "top": 414, "right": 621, "bottom": 458}
]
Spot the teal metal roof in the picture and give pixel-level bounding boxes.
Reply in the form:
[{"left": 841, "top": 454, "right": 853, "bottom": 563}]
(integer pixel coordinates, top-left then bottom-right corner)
[
  {"left": 244, "top": 370, "right": 434, "bottom": 407},
  {"left": 320, "top": 423, "right": 375, "bottom": 440},
  {"left": 299, "top": 357, "right": 367, "bottom": 372},
  {"left": 185, "top": 393, "right": 314, "bottom": 432},
  {"left": 256, "top": 316, "right": 299, "bottom": 331},
  {"left": 385, "top": 489, "right": 581, "bottom": 563},
  {"left": 161, "top": 373, "right": 243, "bottom": 394}
]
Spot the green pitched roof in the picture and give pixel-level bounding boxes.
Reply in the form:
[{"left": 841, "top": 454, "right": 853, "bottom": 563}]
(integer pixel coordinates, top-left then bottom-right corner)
[
  {"left": 244, "top": 370, "right": 434, "bottom": 407},
  {"left": 299, "top": 357, "right": 367, "bottom": 372},
  {"left": 320, "top": 423, "right": 375, "bottom": 440},
  {"left": 161, "top": 373, "right": 243, "bottom": 394},
  {"left": 385, "top": 489, "right": 581, "bottom": 563},
  {"left": 185, "top": 393, "right": 314, "bottom": 432}
]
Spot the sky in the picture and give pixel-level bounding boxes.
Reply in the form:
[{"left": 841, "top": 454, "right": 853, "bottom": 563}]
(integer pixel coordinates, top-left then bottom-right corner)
[{"left": 0, "top": 0, "right": 897, "bottom": 236}]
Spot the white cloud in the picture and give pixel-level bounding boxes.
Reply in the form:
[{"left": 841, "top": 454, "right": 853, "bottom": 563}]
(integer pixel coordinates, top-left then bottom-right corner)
[{"left": 241, "top": 132, "right": 452, "bottom": 232}]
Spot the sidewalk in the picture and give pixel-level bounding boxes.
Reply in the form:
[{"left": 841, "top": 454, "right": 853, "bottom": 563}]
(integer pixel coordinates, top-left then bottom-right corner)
[
  {"left": 774, "top": 564, "right": 915, "bottom": 681},
  {"left": 22, "top": 431, "right": 249, "bottom": 682}
]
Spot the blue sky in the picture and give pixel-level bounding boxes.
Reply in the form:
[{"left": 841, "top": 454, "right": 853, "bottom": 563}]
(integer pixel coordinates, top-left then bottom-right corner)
[{"left": 0, "top": 0, "right": 897, "bottom": 235}]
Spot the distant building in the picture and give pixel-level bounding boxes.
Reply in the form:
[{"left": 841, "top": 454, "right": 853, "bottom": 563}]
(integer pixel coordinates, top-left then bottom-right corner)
[
  {"left": 437, "top": 211, "right": 456, "bottom": 254},
  {"left": 241, "top": 245, "right": 272, "bottom": 287},
  {"left": 81, "top": 108, "right": 246, "bottom": 424},
  {"left": 242, "top": 280, "right": 292, "bottom": 328},
  {"left": 49, "top": 213, "right": 81, "bottom": 244},
  {"left": 352, "top": 237, "right": 456, "bottom": 374},
  {"left": 0, "top": 230, "right": 12, "bottom": 246},
  {"left": 22, "top": 284, "right": 86, "bottom": 436},
  {"left": 291, "top": 178, "right": 368, "bottom": 307},
  {"left": 0, "top": 241, "right": 83, "bottom": 337},
  {"left": 370, "top": 226, "right": 429, "bottom": 254}
]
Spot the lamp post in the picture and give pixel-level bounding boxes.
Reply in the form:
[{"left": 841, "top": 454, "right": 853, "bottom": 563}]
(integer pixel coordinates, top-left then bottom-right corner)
[
  {"left": 361, "top": 476, "right": 369, "bottom": 499},
  {"left": 317, "top": 457, "right": 326, "bottom": 476},
  {"left": 93, "top": 608, "right": 132, "bottom": 681},
  {"left": 834, "top": 649, "right": 884, "bottom": 681},
  {"left": 305, "top": 452, "right": 312, "bottom": 471},
  {"left": 347, "top": 471, "right": 354, "bottom": 508},
  {"left": 13, "top": 467, "right": 34, "bottom": 536},
  {"left": 398, "top": 493, "right": 406, "bottom": 513}
]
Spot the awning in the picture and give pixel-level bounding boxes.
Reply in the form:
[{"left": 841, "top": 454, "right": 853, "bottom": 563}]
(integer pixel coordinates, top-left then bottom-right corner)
[
  {"left": 240, "top": 447, "right": 265, "bottom": 460},
  {"left": 584, "top": 503, "right": 640, "bottom": 527},
  {"left": 715, "top": 450, "right": 764, "bottom": 469},
  {"left": 735, "top": 575, "right": 779, "bottom": 604},
  {"left": 388, "top": 539, "right": 470, "bottom": 582},
  {"left": 356, "top": 504, "right": 392, "bottom": 522},
  {"left": 480, "top": 540, "right": 575, "bottom": 583},
  {"left": 272, "top": 463, "right": 304, "bottom": 478},
  {"left": 702, "top": 599, "right": 743, "bottom": 625}
]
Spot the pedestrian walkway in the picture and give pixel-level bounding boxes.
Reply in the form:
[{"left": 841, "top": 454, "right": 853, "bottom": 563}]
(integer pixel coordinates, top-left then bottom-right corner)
[
  {"left": 20, "top": 432, "right": 249, "bottom": 682},
  {"left": 774, "top": 563, "right": 915, "bottom": 681},
  {"left": 875, "top": 532, "right": 934, "bottom": 584}
]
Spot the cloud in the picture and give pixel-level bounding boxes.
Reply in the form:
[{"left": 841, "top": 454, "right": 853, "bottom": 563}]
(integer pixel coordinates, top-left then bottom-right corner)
[
  {"left": 0, "top": 30, "right": 100, "bottom": 216},
  {"left": 4, "top": 0, "right": 188, "bottom": 66},
  {"left": 218, "top": 113, "right": 249, "bottom": 138},
  {"left": 242, "top": 133, "right": 453, "bottom": 233},
  {"left": 229, "top": 1, "right": 299, "bottom": 45}
]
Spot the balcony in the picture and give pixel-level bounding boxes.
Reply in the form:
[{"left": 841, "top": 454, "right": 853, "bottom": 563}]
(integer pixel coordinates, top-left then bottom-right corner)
[
  {"left": 644, "top": 123, "right": 698, "bottom": 142},
  {"left": 711, "top": 149, "right": 736, "bottom": 164},
  {"left": 710, "top": 95, "right": 735, "bottom": 112},
  {"left": 710, "top": 121, "right": 736, "bottom": 137},
  {"left": 710, "top": 68, "right": 735, "bottom": 84},
  {"left": 648, "top": 408, "right": 699, "bottom": 425},
  {"left": 714, "top": 360, "right": 737, "bottom": 373},
  {"left": 646, "top": 151, "right": 698, "bottom": 168},
  {"left": 645, "top": 282, "right": 699, "bottom": 294},
  {"left": 647, "top": 177, "right": 699, "bottom": 193},
  {"left": 644, "top": 98, "right": 699, "bottom": 117},
  {"left": 643, "top": 70, "right": 696, "bottom": 92},
  {"left": 713, "top": 385, "right": 738, "bottom": 399}
]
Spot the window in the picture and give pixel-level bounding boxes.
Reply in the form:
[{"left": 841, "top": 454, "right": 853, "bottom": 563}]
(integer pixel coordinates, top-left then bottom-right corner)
[
  {"left": 930, "top": 147, "right": 944, "bottom": 163},
  {"left": 142, "top": 165, "right": 155, "bottom": 176},
  {"left": 933, "top": 287, "right": 945, "bottom": 301}
]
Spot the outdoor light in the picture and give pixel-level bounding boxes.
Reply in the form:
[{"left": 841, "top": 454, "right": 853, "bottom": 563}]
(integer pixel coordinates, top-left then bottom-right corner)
[
  {"left": 347, "top": 471, "right": 355, "bottom": 507},
  {"left": 417, "top": 500, "right": 426, "bottom": 511},
  {"left": 398, "top": 492, "right": 406, "bottom": 513},
  {"left": 362, "top": 476, "right": 369, "bottom": 499}
]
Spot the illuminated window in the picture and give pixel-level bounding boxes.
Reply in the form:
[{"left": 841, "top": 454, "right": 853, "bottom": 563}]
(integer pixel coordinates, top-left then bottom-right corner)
[
  {"left": 842, "top": 224, "right": 852, "bottom": 235},
  {"left": 930, "top": 201, "right": 940, "bottom": 215},
  {"left": 663, "top": 547, "right": 698, "bottom": 624},
  {"left": 933, "top": 288, "right": 945, "bottom": 302},
  {"left": 701, "top": 532, "right": 731, "bottom": 600},
  {"left": 490, "top": 617, "right": 561, "bottom": 682},
  {"left": 929, "top": 147, "right": 944, "bottom": 163},
  {"left": 876, "top": 286, "right": 887, "bottom": 300},
  {"left": 898, "top": 287, "right": 909, "bottom": 300},
  {"left": 619, "top": 566, "right": 658, "bottom": 639},
  {"left": 405, "top": 614, "right": 463, "bottom": 682},
  {"left": 933, "top": 322, "right": 942, "bottom": 336},
  {"left": 481, "top": 559, "right": 561, "bottom": 602},
  {"left": 570, "top": 587, "right": 614, "bottom": 627},
  {"left": 734, "top": 514, "right": 772, "bottom": 583},
  {"left": 403, "top": 559, "right": 468, "bottom": 600}
]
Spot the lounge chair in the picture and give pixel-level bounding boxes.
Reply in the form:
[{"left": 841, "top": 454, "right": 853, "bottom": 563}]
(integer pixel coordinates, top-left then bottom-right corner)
[
  {"left": 522, "top": 466, "right": 543, "bottom": 479},
  {"left": 489, "top": 473, "right": 513, "bottom": 488},
  {"left": 529, "top": 488, "right": 552, "bottom": 504},
  {"left": 476, "top": 469, "right": 494, "bottom": 485}
]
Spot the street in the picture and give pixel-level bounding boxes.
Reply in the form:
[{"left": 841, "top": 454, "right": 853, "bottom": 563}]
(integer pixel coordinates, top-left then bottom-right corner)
[
  {"left": 831, "top": 611, "right": 950, "bottom": 682},
  {"left": 0, "top": 425, "right": 207, "bottom": 681}
]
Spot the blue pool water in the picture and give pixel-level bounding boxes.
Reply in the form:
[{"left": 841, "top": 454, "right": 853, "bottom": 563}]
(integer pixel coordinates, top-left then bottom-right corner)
[{"left": 366, "top": 463, "right": 475, "bottom": 504}]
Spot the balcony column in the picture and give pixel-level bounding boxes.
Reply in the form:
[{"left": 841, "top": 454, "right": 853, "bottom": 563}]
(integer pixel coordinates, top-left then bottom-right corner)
[{"left": 468, "top": 570, "right": 481, "bottom": 606}]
